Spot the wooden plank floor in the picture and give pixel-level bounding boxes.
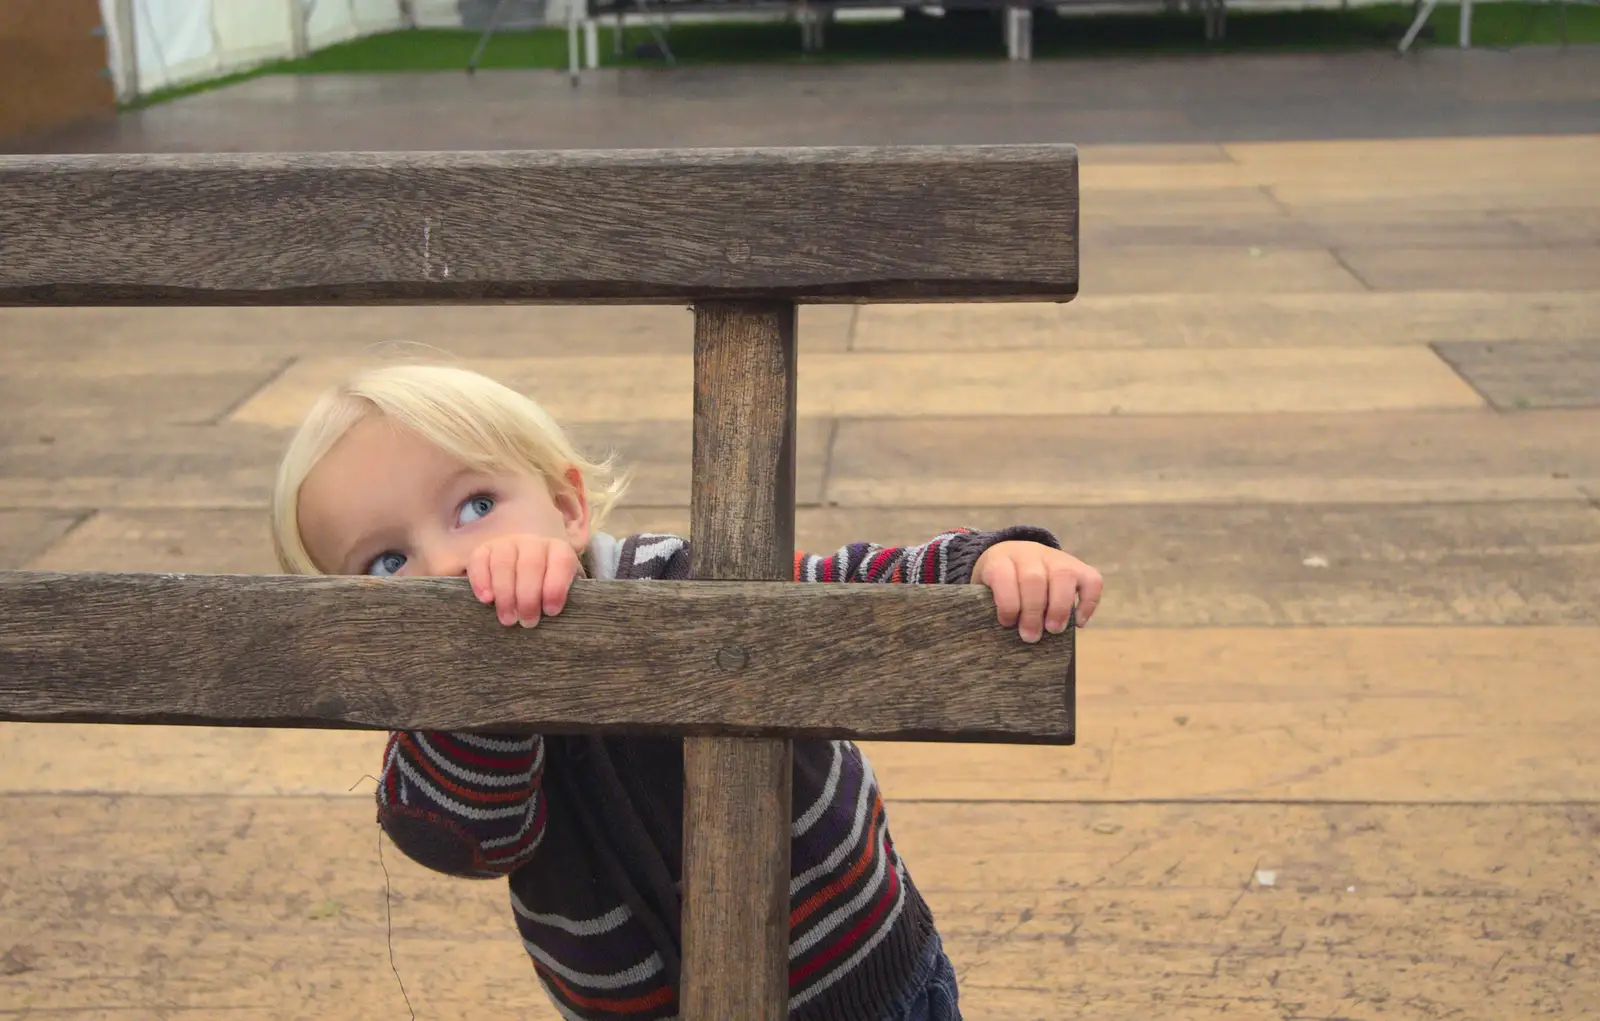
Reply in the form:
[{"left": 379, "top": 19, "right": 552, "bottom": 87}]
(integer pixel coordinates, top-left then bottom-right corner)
[
  {"left": 2, "top": 122, "right": 1599, "bottom": 1017},
  {"left": 10, "top": 50, "right": 1600, "bottom": 154}
]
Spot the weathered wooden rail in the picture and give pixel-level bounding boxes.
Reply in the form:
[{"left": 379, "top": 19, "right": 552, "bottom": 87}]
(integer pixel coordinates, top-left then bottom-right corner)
[{"left": 0, "top": 143, "right": 1079, "bottom": 1021}]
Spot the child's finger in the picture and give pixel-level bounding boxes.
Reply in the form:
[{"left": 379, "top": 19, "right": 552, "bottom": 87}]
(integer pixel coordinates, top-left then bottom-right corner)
[
  {"left": 983, "top": 555, "right": 1021, "bottom": 628},
  {"left": 1075, "top": 567, "right": 1105, "bottom": 627},
  {"left": 490, "top": 542, "right": 520, "bottom": 626},
  {"left": 515, "top": 541, "right": 549, "bottom": 627},
  {"left": 543, "top": 543, "right": 577, "bottom": 617},
  {"left": 468, "top": 544, "right": 494, "bottom": 603},
  {"left": 1017, "top": 559, "right": 1048, "bottom": 644},
  {"left": 1044, "top": 563, "right": 1078, "bottom": 634}
]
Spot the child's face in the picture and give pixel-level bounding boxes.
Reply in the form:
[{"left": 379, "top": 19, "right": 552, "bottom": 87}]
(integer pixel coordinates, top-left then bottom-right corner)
[{"left": 296, "top": 414, "right": 589, "bottom": 578}]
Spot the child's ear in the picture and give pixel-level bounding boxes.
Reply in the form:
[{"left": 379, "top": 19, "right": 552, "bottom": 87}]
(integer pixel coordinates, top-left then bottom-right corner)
[{"left": 557, "top": 465, "right": 591, "bottom": 547}]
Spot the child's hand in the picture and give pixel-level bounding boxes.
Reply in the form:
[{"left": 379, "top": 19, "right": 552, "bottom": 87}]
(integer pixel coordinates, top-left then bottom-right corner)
[
  {"left": 467, "top": 535, "right": 581, "bottom": 628},
  {"left": 971, "top": 541, "right": 1103, "bottom": 643}
]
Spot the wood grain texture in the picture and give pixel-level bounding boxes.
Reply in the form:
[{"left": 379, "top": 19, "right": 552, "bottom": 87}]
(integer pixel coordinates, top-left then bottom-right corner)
[
  {"left": 864, "top": 626, "right": 1600, "bottom": 804},
  {"left": 1511, "top": 208, "right": 1600, "bottom": 245},
  {"left": 853, "top": 293, "right": 1600, "bottom": 352},
  {"left": 4, "top": 795, "right": 1597, "bottom": 1021},
  {"left": 0, "top": 367, "right": 285, "bottom": 428},
  {"left": 0, "top": 146, "right": 1079, "bottom": 305},
  {"left": 0, "top": 572, "right": 1073, "bottom": 741},
  {"left": 1084, "top": 210, "right": 1541, "bottom": 252},
  {"left": 227, "top": 346, "right": 1481, "bottom": 429},
  {"left": 1431, "top": 339, "right": 1600, "bottom": 411},
  {"left": 33, "top": 498, "right": 1600, "bottom": 629},
  {"left": 1077, "top": 143, "right": 1232, "bottom": 165},
  {"left": 906, "top": 802, "right": 1600, "bottom": 1015},
  {"left": 4, "top": 623, "right": 1594, "bottom": 803},
  {"left": 21, "top": 508, "right": 283, "bottom": 574},
  {"left": 1083, "top": 246, "right": 1363, "bottom": 294},
  {"left": 0, "top": 509, "right": 87, "bottom": 570},
  {"left": 681, "top": 301, "right": 799, "bottom": 1021},
  {"left": 7, "top": 625, "right": 1592, "bottom": 803},
  {"left": 0, "top": 423, "right": 288, "bottom": 510},
  {"left": 781, "top": 502, "right": 1600, "bottom": 628},
  {"left": 6, "top": 624, "right": 1593, "bottom": 806},
  {"left": 0, "top": 721, "right": 386, "bottom": 795},
  {"left": 0, "top": 302, "right": 857, "bottom": 365},
  {"left": 680, "top": 735, "right": 793, "bottom": 1021},
  {"left": 690, "top": 303, "right": 799, "bottom": 580},
  {"left": 826, "top": 410, "right": 1600, "bottom": 507},
  {"left": 1336, "top": 245, "right": 1600, "bottom": 292}
]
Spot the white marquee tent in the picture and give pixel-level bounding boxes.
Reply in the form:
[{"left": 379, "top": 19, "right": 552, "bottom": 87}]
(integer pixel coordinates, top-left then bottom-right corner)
[
  {"left": 100, "top": 0, "right": 575, "bottom": 101},
  {"left": 97, "top": 0, "right": 1484, "bottom": 103}
]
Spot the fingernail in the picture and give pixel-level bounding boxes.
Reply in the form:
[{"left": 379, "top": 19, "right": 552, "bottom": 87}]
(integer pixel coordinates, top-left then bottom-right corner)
[{"left": 520, "top": 617, "right": 538, "bottom": 629}]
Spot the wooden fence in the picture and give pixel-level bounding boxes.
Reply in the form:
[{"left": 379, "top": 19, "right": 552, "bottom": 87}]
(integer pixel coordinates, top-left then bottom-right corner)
[{"left": 0, "top": 143, "right": 1080, "bottom": 1021}]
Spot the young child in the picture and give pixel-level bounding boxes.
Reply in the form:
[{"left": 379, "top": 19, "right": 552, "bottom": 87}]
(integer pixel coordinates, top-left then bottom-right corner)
[{"left": 269, "top": 363, "right": 1102, "bottom": 1021}]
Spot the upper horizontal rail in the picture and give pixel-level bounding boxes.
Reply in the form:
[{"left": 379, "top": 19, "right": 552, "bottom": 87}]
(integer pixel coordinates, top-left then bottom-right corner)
[
  {"left": 0, "top": 572, "right": 1074, "bottom": 744},
  {"left": 0, "top": 145, "right": 1080, "bottom": 306}
]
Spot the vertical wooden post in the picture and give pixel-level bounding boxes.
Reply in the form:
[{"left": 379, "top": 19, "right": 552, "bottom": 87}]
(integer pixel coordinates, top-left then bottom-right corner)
[{"left": 682, "top": 300, "right": 797, "bottom": 1021}]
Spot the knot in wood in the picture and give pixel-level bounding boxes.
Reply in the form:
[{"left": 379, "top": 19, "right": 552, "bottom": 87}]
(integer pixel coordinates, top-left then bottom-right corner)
[
  {"left": 715, "top": 645, "right": 750, "bottom": 671},
  {"left": 724, "top": 240, "right": 751, "bottom": 265}
]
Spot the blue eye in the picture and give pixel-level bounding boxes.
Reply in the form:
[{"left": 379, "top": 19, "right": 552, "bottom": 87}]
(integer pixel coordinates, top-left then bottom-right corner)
[
  {"left": 458, "top": 494, "right": 494, "bottom": 525},
  {"left": 367, "top": 551, "right": 407, "bottom": 577}
]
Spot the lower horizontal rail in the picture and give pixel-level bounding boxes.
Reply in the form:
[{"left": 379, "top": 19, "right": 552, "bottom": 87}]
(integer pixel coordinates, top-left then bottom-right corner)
[{"left": 0, "top": 572, "right": 1074, "bottom": 743}]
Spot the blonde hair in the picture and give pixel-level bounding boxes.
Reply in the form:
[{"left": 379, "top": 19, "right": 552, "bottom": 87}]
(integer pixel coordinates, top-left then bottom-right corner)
[{"left": 270, "top": 363, "right": 628, "bottom": 575}]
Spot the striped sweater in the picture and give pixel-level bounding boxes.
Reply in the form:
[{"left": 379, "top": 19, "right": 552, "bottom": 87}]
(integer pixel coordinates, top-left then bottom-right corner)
[{"left": 375, "top": 525, "right": 1059, "bottom": 1021}]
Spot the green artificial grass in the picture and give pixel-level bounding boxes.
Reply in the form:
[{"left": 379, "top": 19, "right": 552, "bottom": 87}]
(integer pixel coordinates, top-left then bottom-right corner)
[{"left": 122, "top": 2, "right": 1600, "bottom": 109}]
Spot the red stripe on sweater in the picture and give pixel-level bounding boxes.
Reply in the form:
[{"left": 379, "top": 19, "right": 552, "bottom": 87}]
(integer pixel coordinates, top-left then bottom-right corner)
[
  {"left": 427, "top": 731, "right": 538, "bottom": 770},
  {"left": 537, "top": 967, "right": 675, "bottom": 1014},
  {"left": 484, "top": 789, "right": 547, "bottom": 868},
  {"left": 397, "top": 734, "right": 536, "bottom": 804},
  {"left": 867, "top": 547, "right": 897, "bottom": 581},
  {"left": 789, "top": 850, "right": 902, "bottom": 987},
  {"left": 790, "top": 795, "right": 884, "bottom": 927}
]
